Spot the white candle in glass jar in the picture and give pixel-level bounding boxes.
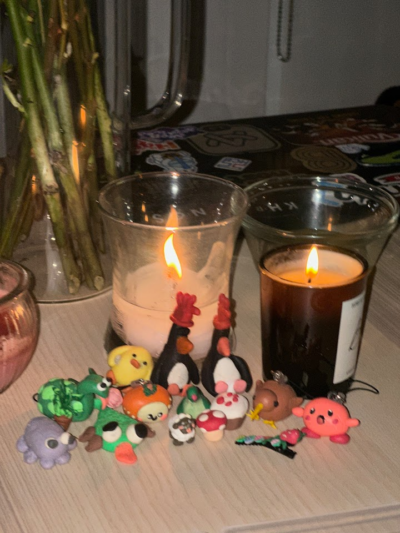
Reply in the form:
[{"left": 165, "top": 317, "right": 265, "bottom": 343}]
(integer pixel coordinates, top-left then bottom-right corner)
[{"left": 111, "top": 259, "right": 228, "bottom": 360}]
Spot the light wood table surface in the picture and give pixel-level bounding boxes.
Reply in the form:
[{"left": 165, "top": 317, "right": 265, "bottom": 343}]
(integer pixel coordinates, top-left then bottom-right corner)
[{"left": 1, "top": 231, "right": 400, "bottom": 533}]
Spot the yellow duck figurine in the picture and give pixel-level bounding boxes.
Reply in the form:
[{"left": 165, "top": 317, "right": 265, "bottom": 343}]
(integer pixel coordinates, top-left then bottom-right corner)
[{"left": 106, "top": 346, "right": 154, "bottom": 388}]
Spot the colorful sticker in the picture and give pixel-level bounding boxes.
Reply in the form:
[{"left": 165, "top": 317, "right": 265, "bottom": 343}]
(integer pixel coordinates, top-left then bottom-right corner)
[
  {"left": 134, "top": 139, "right": 180, "bottom": 156},
  {"left": 214, "top": 157, "right": 252, "bottom": 172},
  {"left": 272, "top": 114, "right": 400, "bottom": 146},
  {"left": 310, "top": 178, "right": 372, "bottom": 208},
  {"left": 358, "top": 149, "right": 400, "bottom": 167},
  {"left": 290, "top": 146, "right": 357, "bottom": 174},
  {"left": 187, "top": 124, "right": 280, "bottom": 155},
  {"left": 137, "top": 125, "right": 202, "bottom": 142},
  {"left": 335, "top": 143, "right": 370, "bottom": 154},
  {"left": 145, "top": 151, "right": 198, "bottom": 172},
  {"left": 374, "top": 173, "right": 400, "bottom": 197}
]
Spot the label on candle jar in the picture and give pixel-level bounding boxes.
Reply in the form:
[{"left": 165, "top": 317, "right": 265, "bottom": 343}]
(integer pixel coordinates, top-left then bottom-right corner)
[{"left": 333, "top": 291, "right": 366, "bottom": 384}]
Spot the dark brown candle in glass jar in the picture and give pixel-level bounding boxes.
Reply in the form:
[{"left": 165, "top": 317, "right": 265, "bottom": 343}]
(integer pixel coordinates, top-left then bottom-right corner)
[{"left": 259, "top": 244, "right": 369, "bottom": 398}]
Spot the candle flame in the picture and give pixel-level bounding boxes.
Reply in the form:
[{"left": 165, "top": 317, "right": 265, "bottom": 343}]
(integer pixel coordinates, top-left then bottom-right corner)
[
  {"left": 80, "top": 105, "right": 87, "bottom": 129},
  {"left": 166, "top": 206, "right": 179, "bottom": 229},
  {"left": 164, "top": 234, "right": 182, "bottom": 279},
  {"left": 72, "top": 140, "right": 80, "bottom": 184},
  {"left": 306, "top": 246, "right": 319, "bottom": 281}
]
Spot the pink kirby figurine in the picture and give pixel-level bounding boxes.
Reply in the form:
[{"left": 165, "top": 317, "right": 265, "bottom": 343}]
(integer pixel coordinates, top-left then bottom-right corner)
[{"left": 292, "top": 396, "right": 360, "bottom": 444}]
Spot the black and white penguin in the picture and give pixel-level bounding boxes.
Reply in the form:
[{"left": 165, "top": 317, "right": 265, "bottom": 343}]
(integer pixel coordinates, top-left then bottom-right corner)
[
  {"left": 151, "top": 293, "right": 200, "bottom": 396},
  {"left": 201, "top": 294, "right": 253, "bottom": 396}
]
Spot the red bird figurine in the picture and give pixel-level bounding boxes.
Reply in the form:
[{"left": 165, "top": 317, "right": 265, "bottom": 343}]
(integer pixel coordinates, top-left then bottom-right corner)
[
  {"left": 151, "top": 292, "right": 200, "bottom": 396},
  {"left": 201, "top": 294, "right": 253, "bottom": 396}
]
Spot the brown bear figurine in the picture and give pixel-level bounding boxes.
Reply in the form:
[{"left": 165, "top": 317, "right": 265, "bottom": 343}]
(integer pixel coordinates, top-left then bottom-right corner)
[{"left": 248, "top": 374, "right": 303, "bottom": 428}]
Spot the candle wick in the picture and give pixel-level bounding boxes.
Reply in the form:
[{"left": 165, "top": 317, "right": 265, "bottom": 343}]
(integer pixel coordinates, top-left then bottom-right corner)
[{"left": 308, "top": 278, "right": 312, "bottom": 284}]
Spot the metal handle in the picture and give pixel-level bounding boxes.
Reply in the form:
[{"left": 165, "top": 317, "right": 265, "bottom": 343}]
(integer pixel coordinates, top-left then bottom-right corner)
[{"left": 130, "top": 0, "right": 191, "bottom": 130}]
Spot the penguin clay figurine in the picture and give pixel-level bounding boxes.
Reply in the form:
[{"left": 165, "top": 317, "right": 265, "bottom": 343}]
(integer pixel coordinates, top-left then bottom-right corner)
[
  {"left": 201, "top": 294, "right": 253, "bottom": 396},
  {"left": 151, "top": 292, "right": 200, "bottom": 396}
]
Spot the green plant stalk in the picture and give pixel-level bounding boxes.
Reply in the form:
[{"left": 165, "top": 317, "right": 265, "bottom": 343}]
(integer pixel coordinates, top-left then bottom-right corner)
[
  {"left": 5, "top": 0, "right": 81, "bottom": 294},
  {"left": 18, "top": 187, "right": 35, "bottom": 243},
  {"left": 86, "top": 151, "right": 105, "bottom": 253},
  {"left": 86, "top": 9, "right": 118, "bottom": 182},
  {"left": 53, "top": 66, "right": 77, "bottom": 176},
  {"left": 36, "top": 0, "right": 46, "bottom": 46},
  {"left": 21, "top": 3, "right": 104, "bottom": 290},
  {"left": 94, "top": 65, "right": 117, "bottom": 182},
  {"left": 0, "top": 131, "right": 31, "bottom": 256},
  {"left": 67, "top": 0, "right": 86, "bottom": 101},
  {"left": 43, "top": 0, "right": 59, "bottom": 83},
  {"left": 56, "top": 0, "right": 68, "bottom": 70},
  {"left": 73, "top": 0, "right": 98, "bottom": 184}
]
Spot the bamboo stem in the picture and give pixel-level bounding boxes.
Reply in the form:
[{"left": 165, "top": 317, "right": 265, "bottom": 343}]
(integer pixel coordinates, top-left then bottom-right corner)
[
  {"left": 86, "top": 10, "right": 117, "bottom": 182},
  {"left": 0, "top": 131, "right": 31, "bottom": 256},
  {"left": 94, "top": 65, "right": 118, "bottom": 183},
  {"left": 67, "top": 0, "right": 86, "bottom": 101},
  {"left": 43, "top": 0, "right": 59, "bottom": 83}
]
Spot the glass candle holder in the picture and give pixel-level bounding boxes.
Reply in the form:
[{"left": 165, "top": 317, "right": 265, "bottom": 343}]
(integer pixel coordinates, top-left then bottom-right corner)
[
  {"left": 99, "top": 172, "right": 248, "bottom": 359},
  {"left": 0, "top": 260, "right": 39, "bottom": 393},
  {"left": 260, "top": 244, "right": 369, "bottom": 397},
  {"left": 243, "top": 175, "right": 399, "bottom": 269}
]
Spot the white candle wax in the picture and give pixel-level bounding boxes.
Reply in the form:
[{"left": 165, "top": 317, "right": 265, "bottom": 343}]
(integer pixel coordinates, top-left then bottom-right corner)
[{"left": 112, "top": 262, "right": 228, "bottom": 360}]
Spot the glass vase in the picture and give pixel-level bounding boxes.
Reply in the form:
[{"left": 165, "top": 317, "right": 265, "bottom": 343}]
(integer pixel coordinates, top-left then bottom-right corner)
[
  {"left": 0, "top": 0, "right": 191, "bottom": 302},
  {"left": 0, "top": 259, "right": 39, "bottom": 393}
]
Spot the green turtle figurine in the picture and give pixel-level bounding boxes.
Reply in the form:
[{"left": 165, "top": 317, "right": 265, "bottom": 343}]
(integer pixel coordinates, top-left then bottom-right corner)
[
  {"left": 35, "top": 369, "right": 113, "bottom": 430},
  {"left": 79, "top": 407, "right": 155, "bottom": 464},
  {"left": 177, "top": 385, "right": 211, "bottom": 419}
]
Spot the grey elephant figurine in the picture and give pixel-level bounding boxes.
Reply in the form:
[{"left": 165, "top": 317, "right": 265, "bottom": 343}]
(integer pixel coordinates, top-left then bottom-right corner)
[{"left": 17, "top": 416, "right": 77, "bottom": 469}]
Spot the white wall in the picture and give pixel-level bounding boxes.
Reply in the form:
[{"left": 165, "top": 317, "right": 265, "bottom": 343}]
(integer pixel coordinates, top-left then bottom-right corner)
[{"left": 145, "top": 0, "right": 400, "bottom": 124}]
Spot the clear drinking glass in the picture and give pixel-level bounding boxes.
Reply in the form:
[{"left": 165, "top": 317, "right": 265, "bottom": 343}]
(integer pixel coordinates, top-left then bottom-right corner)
[
  {"left": 0, "top": 260, "right": 39, "bottom": 393},
  {"left": 242, "top": 175, "right": 399, "bottom": 269},
  {"left": 99, "top": 171, "right": 248, "bottom": 359}
]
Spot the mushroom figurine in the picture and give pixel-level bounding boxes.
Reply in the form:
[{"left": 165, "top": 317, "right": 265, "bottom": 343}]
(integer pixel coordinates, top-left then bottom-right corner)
[{"left": 196, "top": 410, "right": 227, "bottom": 442}]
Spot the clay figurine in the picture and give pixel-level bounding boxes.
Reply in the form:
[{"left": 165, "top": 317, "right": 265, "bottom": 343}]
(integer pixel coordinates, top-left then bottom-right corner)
[
  {"left": 122, "top": 381, "right": 172, "bottom": 423},
  {"left": 168, "top": 413, "right": 196, "bottom": 445},
  {"left": 106, "top": 345, "right": 153, "bottom": 388},
  {"left": 292, "top": 394, "right": 360, "bottom": 444},
  {"left": 79, "top": 407, "right": 155, "bottom": 464},
  {"left": 210, "top": 391, "right": 249, "bottom": 430},
  {"left": 201, "top": 294, "right": 252, "bottom": 396},
  {"left": 17, "top": 416, "right": 77, "bottom": 469},
  {"left": 248, "top": 371, "right": 303, "bottom": 428},
  {"left": 196, "top": 409, "right": 227, "bottom": 442},
  {"left": 35, "top": 368, "right": 113, "bottom": 429},
  {"left": 176, "top": 385, "right": 211, "bottom": 419},
  {"left": 151, "top": 292, "right": 200, "bottom": 395}
]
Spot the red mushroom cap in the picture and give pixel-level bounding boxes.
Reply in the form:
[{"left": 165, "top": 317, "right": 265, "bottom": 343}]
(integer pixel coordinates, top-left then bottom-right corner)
[{"left": 196, "top": 409, "right": 227, "bottom": 432}]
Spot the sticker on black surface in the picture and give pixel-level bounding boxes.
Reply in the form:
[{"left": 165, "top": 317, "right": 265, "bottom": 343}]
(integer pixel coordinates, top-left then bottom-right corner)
[
  {"left": 145, "top": 151, "right": 198, "bottom": 172},
  {"left": 187, "top": 124, "right": 280, "bottom": 155},
  {"left": 214, "top": 157, "right": 252, "bottom": 172},
  {"left": 291, "top": 146, "right": 357, "bottom": 173}
]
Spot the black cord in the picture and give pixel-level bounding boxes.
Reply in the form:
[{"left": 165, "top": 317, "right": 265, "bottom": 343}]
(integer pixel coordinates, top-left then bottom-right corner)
[{"left": 347, "top": 379, "right": 380, "bottom": 395}]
